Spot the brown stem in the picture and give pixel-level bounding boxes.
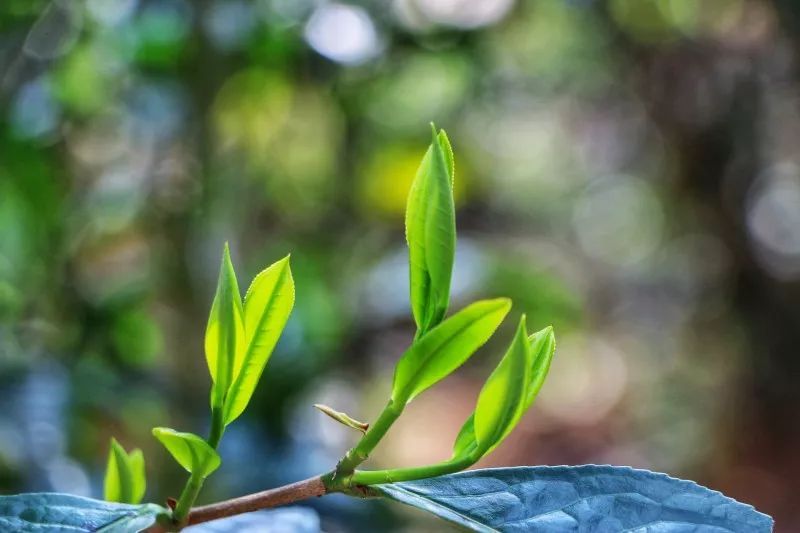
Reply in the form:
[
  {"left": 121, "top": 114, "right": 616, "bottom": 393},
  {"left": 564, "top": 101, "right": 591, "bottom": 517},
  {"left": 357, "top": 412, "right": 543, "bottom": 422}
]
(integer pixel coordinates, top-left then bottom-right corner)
[
  {"left": 187, "top": 475, "right": 326, "bottom": 526},
  {"left": 146, "top": 476, "right": 328, "bottom": 532}
]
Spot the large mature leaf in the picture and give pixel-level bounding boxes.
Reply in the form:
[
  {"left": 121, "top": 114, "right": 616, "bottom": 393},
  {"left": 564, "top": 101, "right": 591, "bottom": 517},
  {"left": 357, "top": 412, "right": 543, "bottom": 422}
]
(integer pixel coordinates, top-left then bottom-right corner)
[
  {"left": 206, "top": 243, "right": 246, "bottom": 410},
  {"left": 223, "top": 255, "right": 294, "bottom": 425},
  {"left": 186, "top": 507, "right": 320, "bottom": 533},
  {"left": 452, "top": 326, "right": 556, "bottom": 460},
  {"left": 405, "top": 126, "right": 456, "bottom": 336},
  {"left": 473, "top": 316, "right": 531, "bottom": 456},
  {"left": 375, "top": 466, "right": 773, "bottom": 532},
  {"left": 392, "top": 298, "right": 511, "bottom": 405},
  {"left": 0, "top": 493, "right": 164, "bottom": 532},
  {"left": 152, "top": 428, "right": 221, "bottom": 478},
  {"left": 104, "top": 438, "right": 146, "bottom": 504}
]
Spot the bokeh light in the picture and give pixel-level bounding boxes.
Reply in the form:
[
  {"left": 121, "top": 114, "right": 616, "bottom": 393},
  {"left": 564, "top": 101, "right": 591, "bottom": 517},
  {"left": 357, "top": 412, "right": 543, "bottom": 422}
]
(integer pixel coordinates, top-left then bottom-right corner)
[{"left": 1, "top": 0, "right": 798, "bottom": 530}]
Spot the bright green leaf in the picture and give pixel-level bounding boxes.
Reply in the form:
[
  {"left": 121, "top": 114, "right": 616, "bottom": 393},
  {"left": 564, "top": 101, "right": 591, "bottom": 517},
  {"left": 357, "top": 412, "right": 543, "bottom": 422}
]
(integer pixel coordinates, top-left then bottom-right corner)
[
  {"left": 451, "top": 414, "right": 476, "bottom": 460},
  {"left": 205, "top": 243, "right": 246, "bottom": 410},
  {"left": 473, "top": 315, "right": 531, "bottom": 456},
  {"left": 524, "top": 325, "right": 556, "bottom": 411},
  {"left": 405, "top": 126, "right": 456, "bottom": 337},
  {"left": 151, "top": 428, "right": 221, "bottom": 479},
  {"left": 222, "top": 255, "right": 294, "bottom": 425},
  {"left": 453, "top": 324, "right": 556, "bottom": 460},
  {"left": 392, "top": 298, "right": 511, "bottom": 405},
  {"left": 104, "top": 438, "right": 146, "bottom": 504}
]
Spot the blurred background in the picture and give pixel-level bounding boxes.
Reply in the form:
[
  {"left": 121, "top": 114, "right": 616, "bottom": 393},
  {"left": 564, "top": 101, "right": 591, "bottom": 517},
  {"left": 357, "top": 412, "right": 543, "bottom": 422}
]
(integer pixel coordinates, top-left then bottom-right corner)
[{"left": 1, "top": 0, "right": 799, "bottom": 530}]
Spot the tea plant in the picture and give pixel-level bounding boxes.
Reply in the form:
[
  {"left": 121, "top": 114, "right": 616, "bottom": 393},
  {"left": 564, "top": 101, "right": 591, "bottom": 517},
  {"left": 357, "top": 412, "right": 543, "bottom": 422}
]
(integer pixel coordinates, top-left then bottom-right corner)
[{"left": 0, "top": 127, "right": 772, "bottom": 532}]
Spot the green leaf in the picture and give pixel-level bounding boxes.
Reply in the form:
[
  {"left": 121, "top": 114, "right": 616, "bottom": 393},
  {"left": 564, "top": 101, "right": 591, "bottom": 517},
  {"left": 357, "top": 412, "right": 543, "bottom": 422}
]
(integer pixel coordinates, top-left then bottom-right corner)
[
  {"left": 152, "top": 428, "right": 221, "bottom": 478},
  {"left": 473, "top": 316, "right": 531, "bottom": 456},
  {"left": 222, "top": 255, "right": 294, "bottom": 425},
  {"left": 523, "top": 325, "right": 556, "bottom": 411},
  {"left": 392, "top": 298, "right": 511, "bottom": 405},
  {"left": 374, "top": 466, "right": 773, "bottom": 532},
  {"left": 104, "top": 438, "right": 146, "bottom": 504},
  {"left": 0, "top": 493, "right": 164, "bottom": 532},
  {"left": 206, "top": 243, "right": 246, "bottom": 410},
  {"left": 405, "top": 125, "right": 456, "bottom": 337},
  {"left": 451, "top": 413, "right": 476, "bottom": 460},
  {"left": 452, "top": 325, "right": 556, "bottom": 460}
]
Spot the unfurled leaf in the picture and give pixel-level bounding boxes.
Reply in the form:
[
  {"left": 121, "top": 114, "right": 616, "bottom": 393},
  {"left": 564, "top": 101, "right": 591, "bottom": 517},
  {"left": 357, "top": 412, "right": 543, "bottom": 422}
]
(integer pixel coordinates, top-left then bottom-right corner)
[
  {"left": 152, "top": 428, "right": 221, "bottom": 478},
  {"left": 104, "top": 438, "right": 146, "bottom": 504},
  {"left": 314, "top": 404, "right": 369, "bottom": 433},
  {"left": 453, "top": 325, "right": 555, "bottom": 460},
  {"left": 392, "top": 298, "right": 511, "bottom": 405},
  {"left": 375, "top": 466, "right": 773, "bottom": 532},
  {"left": 473, "top": 316, "right": 531, "bottom": 456},
  {"left": 0, "top": 493, "right": 164, "bottom": 532},
  {"left": 405, "top": 126, "right": 456, "bottom": 337},
  {"left": 205, "top": 243, "right": 246, "bottom": 410},
  {"left": 185, "top": 506, "right": 320, "bottom": 533},
  {"left": 223, "top": 255, "right": 294, "bottom": 425}
]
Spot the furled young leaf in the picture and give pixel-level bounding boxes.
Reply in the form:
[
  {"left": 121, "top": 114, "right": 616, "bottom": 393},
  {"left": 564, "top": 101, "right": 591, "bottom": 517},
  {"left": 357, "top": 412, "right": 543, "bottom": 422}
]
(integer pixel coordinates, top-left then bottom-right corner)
[
  {"left": 392, "top": 298, "right": 511, "bottom": 405},
  {"left": 152, "top": 428, "right": 221, "bottom": 478},
  {"left": 473, "top": 316, "right": 531, "bottom": 456},
  {"left": 205, "top": 243, "right": 246, "bottom": 410},
  {"left": 405, "top": 126, "right": 456, "bottom": 337},
  {"left": 521, "top": 326, "right": 555, "bottom": 412},
  {"left": 0, "top": 493, "right": 164, "bottom": 532},
  {"left": 452, "top": 326, "right": 556, "bottom": 460},
  {"left": 104, "top": 438, "right": 146, "bottom": 504},
  {"left": 375, "top": 466, "right": 774, "bottom": 532},
  {"left": 223, "top": 255, "right": 294, "bottom": 425}
]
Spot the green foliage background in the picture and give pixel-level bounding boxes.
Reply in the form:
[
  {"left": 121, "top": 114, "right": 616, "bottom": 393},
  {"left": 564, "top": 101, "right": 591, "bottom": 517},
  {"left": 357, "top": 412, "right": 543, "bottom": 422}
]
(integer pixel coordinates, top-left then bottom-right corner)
[{"left": 0, "top": 0, "right": 799, "bottom": 530}]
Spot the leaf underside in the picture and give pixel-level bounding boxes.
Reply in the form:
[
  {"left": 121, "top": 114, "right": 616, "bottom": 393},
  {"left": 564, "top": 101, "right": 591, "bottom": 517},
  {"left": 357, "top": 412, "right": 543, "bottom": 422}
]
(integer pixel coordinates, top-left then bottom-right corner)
[
  {"left": 375, "top": 465, "right": 773, "bottom": 533},
  {"left": 0, "top": 493, "right": 163, "bottom": 532}
]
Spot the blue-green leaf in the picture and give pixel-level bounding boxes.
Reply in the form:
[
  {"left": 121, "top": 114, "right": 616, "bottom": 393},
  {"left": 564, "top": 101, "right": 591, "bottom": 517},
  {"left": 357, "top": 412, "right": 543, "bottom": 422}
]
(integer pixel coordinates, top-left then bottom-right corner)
[
  {"left": 392, "top": 298, "right": 511, "bottom": 405},
  {"left": 0, "top": 493, "right": 164, "bottom": 532},
  {"left": 375, "top": 466, "right": 773, "bottom": 532},
  {"left": 405, "top": 126, "right": 456, "bottom": 337},
  {"left": 223, "top": 255, "right": 294, "bottom": 426},
  {"left": 152, "top": 427, "right": 221, "bottom": 478},
  {"left": 206, "top": 243, "right": 246, "bottom": 410},
  {"left": 104, "top": 437, "right": 146, "bottom": 504}
]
